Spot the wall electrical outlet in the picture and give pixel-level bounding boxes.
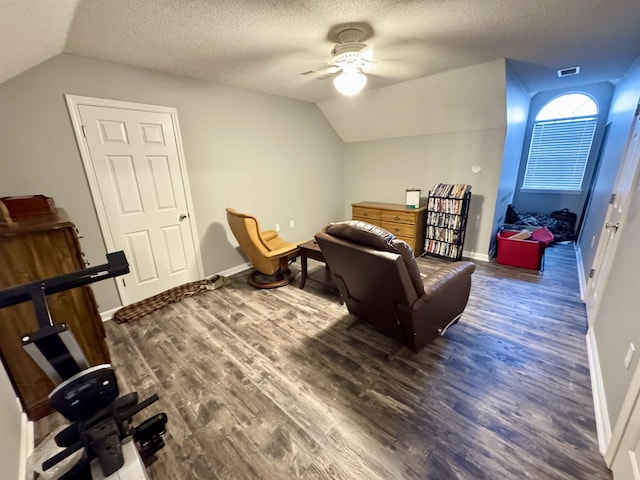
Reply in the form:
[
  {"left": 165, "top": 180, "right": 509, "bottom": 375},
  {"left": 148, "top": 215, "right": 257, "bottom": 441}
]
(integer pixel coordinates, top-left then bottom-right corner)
[
  {"left": 289, "top": 219, "right": 295, "bottom": 228},
  {"left": 275, "top": 224, "right": 280, "bottom": 232},
  {"left": 625, "top": 343, "right": 636, "bottom": 369}
]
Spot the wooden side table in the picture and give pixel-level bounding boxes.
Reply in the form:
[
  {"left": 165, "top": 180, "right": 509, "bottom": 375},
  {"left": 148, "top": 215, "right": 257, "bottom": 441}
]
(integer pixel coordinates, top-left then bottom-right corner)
[{"left": 298, "top": 240, "right": 327, "bottom": 289}]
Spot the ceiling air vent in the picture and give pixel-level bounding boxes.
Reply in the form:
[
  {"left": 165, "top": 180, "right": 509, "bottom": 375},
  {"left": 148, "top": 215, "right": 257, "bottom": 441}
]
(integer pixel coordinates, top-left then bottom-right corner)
[{"left": 557, "top": 66, "right": 580, "bottom": 77}]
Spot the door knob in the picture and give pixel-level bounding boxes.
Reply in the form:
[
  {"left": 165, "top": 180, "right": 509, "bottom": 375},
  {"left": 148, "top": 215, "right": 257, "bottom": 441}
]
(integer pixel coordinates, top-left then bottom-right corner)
[
  {"left": 179, "top": 213, "right": 188, "bottom": 221},
  {"left": 605, "top": 222, "right": 620, "bottom": 230}
]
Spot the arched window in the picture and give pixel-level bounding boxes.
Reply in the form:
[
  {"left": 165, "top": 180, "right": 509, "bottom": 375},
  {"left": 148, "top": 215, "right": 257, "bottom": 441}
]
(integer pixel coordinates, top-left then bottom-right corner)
[{"left": 522, "top": 93, "right": 598, "bottom": 191}]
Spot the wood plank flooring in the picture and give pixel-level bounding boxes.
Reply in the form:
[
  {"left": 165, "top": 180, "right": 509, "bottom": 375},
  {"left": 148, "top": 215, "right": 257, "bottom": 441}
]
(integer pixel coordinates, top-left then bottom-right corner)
[{"left": 35, "top": 243, "right": 611, "bottom": 479}]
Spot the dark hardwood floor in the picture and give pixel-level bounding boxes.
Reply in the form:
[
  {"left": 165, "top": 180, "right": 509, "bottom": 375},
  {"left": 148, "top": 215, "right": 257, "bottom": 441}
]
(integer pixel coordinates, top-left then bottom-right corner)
[{"left": 35, "top": 243, "right": 611, "bottom": 479}]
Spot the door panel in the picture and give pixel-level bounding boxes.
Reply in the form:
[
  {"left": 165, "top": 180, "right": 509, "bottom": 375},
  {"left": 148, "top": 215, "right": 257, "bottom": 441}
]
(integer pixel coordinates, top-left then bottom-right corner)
[
  {"left": 586, "top": 107, "right": 640, "bottom": 320},
  {"left": 77, "top": 103, "right": 199, "bottom": 304}
]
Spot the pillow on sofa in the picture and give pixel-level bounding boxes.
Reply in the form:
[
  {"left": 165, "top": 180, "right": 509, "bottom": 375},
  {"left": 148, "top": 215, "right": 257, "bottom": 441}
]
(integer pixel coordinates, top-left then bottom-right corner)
[{"left": 325, "top": 221, "right": 424, "bottom": 295}]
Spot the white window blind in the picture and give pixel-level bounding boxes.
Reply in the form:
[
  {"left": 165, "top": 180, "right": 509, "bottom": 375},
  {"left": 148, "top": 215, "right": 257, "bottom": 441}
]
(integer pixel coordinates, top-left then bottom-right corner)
[{"left": 522, "top": 116, "right": 597, "bottom": 191}]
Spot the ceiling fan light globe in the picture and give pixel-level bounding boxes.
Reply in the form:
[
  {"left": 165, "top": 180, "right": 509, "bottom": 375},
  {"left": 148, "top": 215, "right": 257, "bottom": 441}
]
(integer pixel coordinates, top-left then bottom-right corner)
[{"left": 333, "top": 71, "right": 367, "bottom": 96}]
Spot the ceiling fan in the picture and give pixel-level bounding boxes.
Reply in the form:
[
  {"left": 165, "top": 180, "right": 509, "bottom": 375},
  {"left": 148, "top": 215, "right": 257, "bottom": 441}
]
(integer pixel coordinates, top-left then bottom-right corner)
[{"left": 304, "top": 25, "right": 377, "bottom": 96}]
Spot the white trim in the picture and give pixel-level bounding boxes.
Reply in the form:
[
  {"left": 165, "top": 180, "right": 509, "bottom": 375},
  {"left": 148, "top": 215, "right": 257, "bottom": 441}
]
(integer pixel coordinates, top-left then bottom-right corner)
[
  {"left": 19, "top": 413, "right": 33, "bottom": 480},
  {"left": 605, "top": 348, "right": 640, "bottom": 467},
  {"left": 462, "top": 250, "right": 490, "bottom": 262},
  {"left": 575, "top": 243, "right": 587, "bottom": 301},
  {"left": 586, "top": 326, "right": 611, "bottom": 456},
  {"left": 213, "top": 262, "right": 252, "bottom": 278},
  {"left": 64, "top": 95, "right": 204, "bottom": 307},
  {"left": 100, "top": 307, "right": 120, "bottom": 323}
]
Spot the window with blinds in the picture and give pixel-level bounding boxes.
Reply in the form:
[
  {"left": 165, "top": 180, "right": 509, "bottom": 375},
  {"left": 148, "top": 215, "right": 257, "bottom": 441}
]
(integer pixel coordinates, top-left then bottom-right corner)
[
  {"left": 521, "top": 93, "right": 598, "bottom": 192},
  {"left": 522, "top": 116, "right": 597, "bottom": 191}
]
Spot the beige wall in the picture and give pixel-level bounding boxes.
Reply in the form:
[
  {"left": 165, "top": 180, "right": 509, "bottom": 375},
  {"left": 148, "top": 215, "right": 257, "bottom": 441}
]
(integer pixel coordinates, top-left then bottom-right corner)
[
  {"left": 319, "top": 60, "right": 508, "bottom": 259},
  {"left": 0, "top": 53, "right": 344, "bottom": 312}
]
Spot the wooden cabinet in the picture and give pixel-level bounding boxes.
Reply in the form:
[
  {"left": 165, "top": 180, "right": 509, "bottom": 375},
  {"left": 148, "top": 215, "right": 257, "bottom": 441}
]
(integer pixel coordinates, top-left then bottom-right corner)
[
  {"left": 352, "top": 201, "right": 427, "bottom": 254},
  {"left": 0, "top": 209, "right": 110, "bottom": 420},
  {"left": 424, "top": 184, "right": 471, "bottom": 261}
]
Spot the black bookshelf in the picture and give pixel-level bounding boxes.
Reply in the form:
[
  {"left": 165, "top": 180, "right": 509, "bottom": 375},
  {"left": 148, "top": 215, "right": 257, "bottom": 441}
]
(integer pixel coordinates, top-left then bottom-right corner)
[{"left": 424, "top": 184, "right": 471, "bottom": 260}]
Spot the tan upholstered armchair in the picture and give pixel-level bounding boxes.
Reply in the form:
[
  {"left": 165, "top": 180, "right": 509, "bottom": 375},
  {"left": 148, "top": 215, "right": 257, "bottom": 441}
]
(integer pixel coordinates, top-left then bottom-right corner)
[
  {"left": 226, "top": 208, "right": 300, "bottom": 288},
  {"left": 315, "top": 221, "right": 476, "bottom": 354}
]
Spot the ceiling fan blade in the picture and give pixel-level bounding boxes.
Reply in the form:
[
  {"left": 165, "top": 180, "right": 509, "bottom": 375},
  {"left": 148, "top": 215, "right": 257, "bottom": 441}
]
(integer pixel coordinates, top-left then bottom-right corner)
[{"left": 300, "top": 65, "right": 341, "bottom": 80}]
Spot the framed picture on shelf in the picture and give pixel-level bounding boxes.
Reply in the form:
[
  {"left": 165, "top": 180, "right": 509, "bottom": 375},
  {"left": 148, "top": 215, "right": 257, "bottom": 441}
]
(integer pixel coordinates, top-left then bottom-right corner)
[{"left": 405, "top": 189, "right": 421, "bottom": 209}]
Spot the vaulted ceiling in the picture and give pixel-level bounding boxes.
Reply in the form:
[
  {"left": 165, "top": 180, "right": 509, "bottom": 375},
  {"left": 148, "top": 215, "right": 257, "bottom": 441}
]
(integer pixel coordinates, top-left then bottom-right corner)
[{"left": 1, "top": 0, "right": 640, "bottom": 103}]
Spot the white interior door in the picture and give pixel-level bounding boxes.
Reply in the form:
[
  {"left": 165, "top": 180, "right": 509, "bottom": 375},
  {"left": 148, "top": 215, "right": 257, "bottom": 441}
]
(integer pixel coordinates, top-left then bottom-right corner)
[
  {"left": 67, "top": 96, "right": 202, "bottom": 305},
  {"left": 585, "top": 105, "right": 640, "bottom": 321}
]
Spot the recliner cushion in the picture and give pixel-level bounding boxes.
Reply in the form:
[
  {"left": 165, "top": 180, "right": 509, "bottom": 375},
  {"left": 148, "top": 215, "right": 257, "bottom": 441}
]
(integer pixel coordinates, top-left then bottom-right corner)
[{"left": 325, "top": 221, "right": 424, "bottom": 295}]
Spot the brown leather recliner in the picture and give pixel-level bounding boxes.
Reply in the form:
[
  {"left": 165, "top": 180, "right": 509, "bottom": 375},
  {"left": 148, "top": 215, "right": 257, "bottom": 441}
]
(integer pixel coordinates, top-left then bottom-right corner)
[{"left": 315, "top": 221, "right": 476, "bottom": 353}]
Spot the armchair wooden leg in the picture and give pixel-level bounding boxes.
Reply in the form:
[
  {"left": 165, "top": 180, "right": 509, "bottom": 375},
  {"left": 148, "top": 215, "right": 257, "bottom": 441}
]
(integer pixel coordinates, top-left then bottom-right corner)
[
  {"left": 248, "top": 269, "right": 296, "bottom": 289},
  {"left": 247, "top": 256, "right": 296, "bottom": 289},
  {"left": 276, "top": 256, "right": 289, "bottom": 279}
]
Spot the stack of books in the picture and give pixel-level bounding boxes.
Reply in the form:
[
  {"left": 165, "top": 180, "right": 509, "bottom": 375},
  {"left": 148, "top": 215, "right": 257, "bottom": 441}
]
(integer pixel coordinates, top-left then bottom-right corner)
[{"left": 430, "top": 183, "right": 471, "bottom": 199}]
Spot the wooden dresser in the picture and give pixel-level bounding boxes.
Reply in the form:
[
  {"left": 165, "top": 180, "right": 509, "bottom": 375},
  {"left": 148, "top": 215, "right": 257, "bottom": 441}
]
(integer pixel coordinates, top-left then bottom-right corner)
[
  {"left": 351, "top": 201, "right": 427, "bottom": 254},
  {"left": 0, "top": 209, "right": 110, "bottom": 420}
]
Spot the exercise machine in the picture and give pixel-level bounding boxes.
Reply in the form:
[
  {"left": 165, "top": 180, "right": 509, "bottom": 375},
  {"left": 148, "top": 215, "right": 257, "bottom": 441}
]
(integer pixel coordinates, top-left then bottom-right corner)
[{"left": 0, "top": 251, "right": 168, "bottom": 479}]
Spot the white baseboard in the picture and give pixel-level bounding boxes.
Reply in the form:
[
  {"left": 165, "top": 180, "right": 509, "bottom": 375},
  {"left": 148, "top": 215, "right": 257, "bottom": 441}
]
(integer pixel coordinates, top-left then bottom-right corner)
[
  {"left": 586, "top": 326, "right": 611, "bottom": 455},
  {"left": 462, "top": 250, "right": 490, "bottom": 262},
  {"left": 208, "top": 262, "right": 251, "bottom": 279},
  {"left": 100, "top": 307, "right": 120, "bottom": 323},
  {"left": 99, "top": 263, "right": 252, "bottom": 321},
  {"left": 19, "top": 413, "right": 33, "bottom": 480}
]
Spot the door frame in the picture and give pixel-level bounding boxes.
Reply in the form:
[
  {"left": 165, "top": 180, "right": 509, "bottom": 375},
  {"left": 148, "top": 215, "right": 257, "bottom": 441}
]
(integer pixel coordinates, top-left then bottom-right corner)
[
  {"left": 65, "top": 95, "right": 204, "bottom": 305},
  {"left": 585, "top": 104, "right": 640, "bottom": 324}
]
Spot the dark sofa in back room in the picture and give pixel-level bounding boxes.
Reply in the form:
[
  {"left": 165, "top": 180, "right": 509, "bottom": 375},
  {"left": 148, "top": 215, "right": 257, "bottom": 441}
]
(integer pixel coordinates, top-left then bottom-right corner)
[{"left": 505, "top": 204, "right": 577, "bottom": 242}]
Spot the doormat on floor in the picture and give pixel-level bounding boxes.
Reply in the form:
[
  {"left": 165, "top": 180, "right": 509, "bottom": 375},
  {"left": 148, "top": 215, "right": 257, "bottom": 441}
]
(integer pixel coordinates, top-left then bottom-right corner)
[{"left": 113, "top": 275, "right": 229, "bottom": 324}]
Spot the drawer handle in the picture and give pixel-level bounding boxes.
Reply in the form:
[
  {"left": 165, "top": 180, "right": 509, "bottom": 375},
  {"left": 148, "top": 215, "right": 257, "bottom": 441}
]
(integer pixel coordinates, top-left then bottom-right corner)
[
  {"left": 394, "top": 228, "right": 401, "bottom": 232},
  {"left": 363, "top": 212, "right": 369, "bottom": 216},
  {"left": 394, "top": 215, "right": 400, "bottom": 220}
]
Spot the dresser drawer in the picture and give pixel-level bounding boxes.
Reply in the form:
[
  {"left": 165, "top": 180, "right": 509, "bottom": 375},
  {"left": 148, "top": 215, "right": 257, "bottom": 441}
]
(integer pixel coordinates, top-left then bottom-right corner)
[
  {"left": 381, "top": 210, "right": 416, "bottom": 224},
  {"left": 381, "top": 221, "right": 416, "bottom": 238},
  {"left": 352, "top": 201, "right": 426, "bottom": 254},
  {"left": 352, "top": 206, "right": 381, "bottom": 223}
]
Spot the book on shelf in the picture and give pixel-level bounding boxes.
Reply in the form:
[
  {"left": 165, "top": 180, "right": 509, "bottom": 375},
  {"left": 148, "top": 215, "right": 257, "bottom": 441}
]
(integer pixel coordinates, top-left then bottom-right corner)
[
  {"left": 427, "top": 197, "right": 466, "bottom": 215},
  {"left": 427, "top": 212, "right": 463, "bottom": 230},
  {"left": 430, "top": 183, "right": 471, "bottom": 199},
  {"left": 425, "top": 239, "right": 461, "bottom": 259}
]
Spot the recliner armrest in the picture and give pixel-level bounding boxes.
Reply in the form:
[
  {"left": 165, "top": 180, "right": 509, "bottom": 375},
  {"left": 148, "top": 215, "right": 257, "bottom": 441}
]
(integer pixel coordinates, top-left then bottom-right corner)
[
  {"left": 420, "top": 261, "right": 476, "bottom": 302},
  {"left": 264, "top": 244, "right": 299, "bottom": 259},
  {"left": 261, "top": 230, "right": 278, "bottom": 242}
]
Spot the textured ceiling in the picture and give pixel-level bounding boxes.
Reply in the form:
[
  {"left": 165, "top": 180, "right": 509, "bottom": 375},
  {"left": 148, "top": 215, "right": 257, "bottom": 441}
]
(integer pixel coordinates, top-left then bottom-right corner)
[{"left": 1, "top": 0, "right": 640, "bottom": 102}]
